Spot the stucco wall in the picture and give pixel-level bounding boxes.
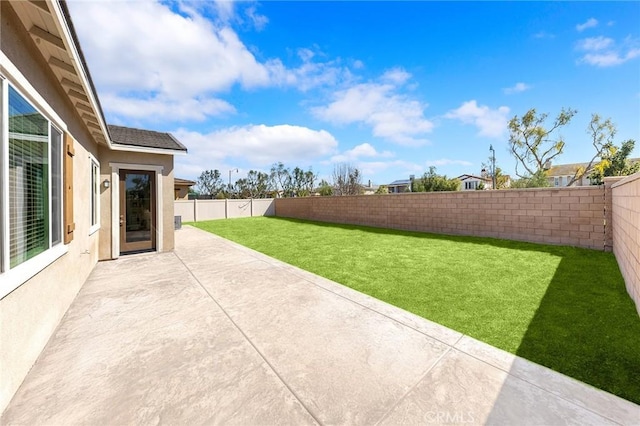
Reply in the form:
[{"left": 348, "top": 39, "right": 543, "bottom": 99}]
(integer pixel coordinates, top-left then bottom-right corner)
[
  {"left": 0, "top": 1, "right": 100, "bottom": 412},
  {"left": 97, "top": 148, "right": 175, "bottom": 260},
  {"left": 275, "top": 187, "right": 606, "bottom": 250},
  {"left": 609, "top": 173, "right": 640, "bottom": 315}
]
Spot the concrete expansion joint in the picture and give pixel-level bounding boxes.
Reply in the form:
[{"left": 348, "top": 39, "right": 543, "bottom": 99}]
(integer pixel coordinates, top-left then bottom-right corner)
[
  {"left": 374, "top": 346, "right": 455, "bottom": 426},
  {"left": 171, "top": 251, "right": 323, "bottom": 426}
]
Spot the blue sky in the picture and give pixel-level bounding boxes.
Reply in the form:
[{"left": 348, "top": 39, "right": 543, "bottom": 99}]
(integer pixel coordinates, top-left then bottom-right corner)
[{"left": 67, "top": 1, "right": 640, "bottom": 185}]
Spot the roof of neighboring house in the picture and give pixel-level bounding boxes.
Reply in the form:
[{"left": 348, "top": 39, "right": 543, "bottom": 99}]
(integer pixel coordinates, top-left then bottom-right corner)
[
  {"left": 456, "top": 174, "right": 491, "bottom": 182},
  {"left": 548, "top": 158, "right": 640, "bottom": 177},
  {"left": 388, "top": 179, "right": 411, "bottom": 186},
  {"left": 175, "top": 178, "right": 196, "bottom": 186},
  {"left": 108, "top": 125, "right": 187, "bottom": 152},
  {"left": 546, "top": 162, "right": 590, "bottom": 177}
]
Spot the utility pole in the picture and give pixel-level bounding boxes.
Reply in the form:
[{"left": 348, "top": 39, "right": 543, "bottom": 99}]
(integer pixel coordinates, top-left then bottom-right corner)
[
  {"left": 228, "top": 168, "right": 238, "bottom": 198},
  {"left": 489, "top": 145, "right": 496, "bottom": 190}
]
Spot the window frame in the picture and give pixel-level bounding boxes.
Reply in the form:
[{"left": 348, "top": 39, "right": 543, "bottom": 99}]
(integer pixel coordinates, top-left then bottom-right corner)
[
  {"left": 89, "top": 154, "right": 100, "bottom": 235},
  {"left": 0, "top": 73, "right": 68, "bottom": 300}
]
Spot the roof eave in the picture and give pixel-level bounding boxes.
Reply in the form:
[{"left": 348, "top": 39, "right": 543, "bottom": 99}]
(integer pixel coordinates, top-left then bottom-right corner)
[
  {"left": 44, "top": 0, "right": 111, "bottom": 147},
  {"left": 110, "top": 143, "right": 187, "bottom": 156}
]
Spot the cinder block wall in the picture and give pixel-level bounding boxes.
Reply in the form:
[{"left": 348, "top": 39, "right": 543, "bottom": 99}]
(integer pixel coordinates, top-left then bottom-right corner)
[
  {"left": 275, "top": 186, "right": 606, "bottom": 250},
  {"left": 608, "top": 174, "right": 640, "bottom": 315}
]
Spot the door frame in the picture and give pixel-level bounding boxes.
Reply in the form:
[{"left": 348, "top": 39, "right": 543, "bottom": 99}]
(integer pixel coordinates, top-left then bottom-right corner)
[{"left": 109, "top": 162, "right": 164, "bottom": 259}]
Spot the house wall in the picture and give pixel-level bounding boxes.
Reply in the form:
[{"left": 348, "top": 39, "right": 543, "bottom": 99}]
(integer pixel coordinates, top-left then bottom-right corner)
[
  {"left": 608, "top": 173, "right": 640, "bottom": 315},
  {"left": 174, "top": 184, "right": 191, "bottom": 200},
  {"left": 274, "top": 186, "right": 606, "bottom": 250},
  {"left": 0, "top": 1, "right": 100, "bottom": 412},
  {"left": 97, "top": 148, "right": 175, "bottom": 260}
]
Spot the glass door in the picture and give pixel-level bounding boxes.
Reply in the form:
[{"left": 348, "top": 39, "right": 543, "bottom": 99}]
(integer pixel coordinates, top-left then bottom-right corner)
[{"left": 119, "top": 170, "right": 155, "bottom": 253}]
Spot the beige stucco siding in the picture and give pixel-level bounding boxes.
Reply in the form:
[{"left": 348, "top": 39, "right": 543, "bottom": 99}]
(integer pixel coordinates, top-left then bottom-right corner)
[
  {"left": 97, "top": 148, "right": 175, "bottom": 260},
  {"left": 0, "top": 1, "right": 101, "bottom": 412}
]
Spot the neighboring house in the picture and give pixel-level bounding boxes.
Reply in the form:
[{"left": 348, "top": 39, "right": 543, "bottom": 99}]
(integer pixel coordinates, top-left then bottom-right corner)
[
  {"left": 174, "top": 177, "right": 197, "bottom": 200},
  {"left": 1, "top": 0, "right": 186, "bottom": 412},
  {"left": 387, "top": 179, "right": 411, "bottom": 193},
  {"left": 361, "top": 180, "right": 380, "bottom": 195},
  {"left": 546, "top": 159, "right": 640, "bottom": 187},
  {"left": 456, "top": 174, "right": 492, "bottom": 191},
  {"left": 545, "top": 162, "right": 593, "bottom": 187}
]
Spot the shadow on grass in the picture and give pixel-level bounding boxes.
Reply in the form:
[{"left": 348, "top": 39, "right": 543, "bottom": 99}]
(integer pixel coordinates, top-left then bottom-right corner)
[{"left": 216, "top": 217, "right": 640, "bottom": 404}]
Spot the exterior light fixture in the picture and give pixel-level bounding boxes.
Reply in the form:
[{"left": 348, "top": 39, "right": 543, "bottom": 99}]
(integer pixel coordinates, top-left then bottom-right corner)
[{"left": 103, "top": 179, "right": 110, "bottom": 189}]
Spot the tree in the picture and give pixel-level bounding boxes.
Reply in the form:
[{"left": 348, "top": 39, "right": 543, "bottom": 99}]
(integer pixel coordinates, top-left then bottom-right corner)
[
  {"left": 196, "top": 169, "right": 224, "bottom": 198},
  {"left": 510, "top": 170, "right": 550, "bottom": 188},
  {"left": 318, "top": 179, "right": 333, "bottom": 196},
  {"left": 236, "top": 170, "right": 271, "bottom": 198},
  {"left": 481, "top": 160, "right": 510, "bottom": 190},
  {"left": 590, "top": 139, "right": 639, "bottom": 184},
  {"left": 414, "top": 167, "right": 461, "bottom": 192},
  {"left": 508, "top": 108, "right": 577, "bottom": 179},
  {"left": 567, "top": 114, "right": 620, "bottom": 186},
  {"left": 303, "top": 170, "right": 317, "bottom": 195},
  {"left": 375, "top": 185, "right": 388, "bottom": 194},
  {"left": 270, "top": 162, "right": 293, "bottom": 197},
  {"left": 332, "top": 163, "right": 363, "bottom": 196}
]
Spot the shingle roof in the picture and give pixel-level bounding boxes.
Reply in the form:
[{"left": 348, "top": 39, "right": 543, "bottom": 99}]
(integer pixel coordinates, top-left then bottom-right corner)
[
  {"left": 546, "top": 162, "right": 590, "bottom": 177},
  {"left": 108, "top": 125, "right": 187, "bottom": 152},
  {"left": 456, "top": 174, "right": 491, "bottom": 182},
  {"left": 388, "top": 179, "right": 411, "bottom": 186}
]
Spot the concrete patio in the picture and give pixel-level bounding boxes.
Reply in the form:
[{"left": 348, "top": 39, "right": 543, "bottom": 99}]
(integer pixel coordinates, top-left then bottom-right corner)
[{"left": 2, "top": 226, "right": 639, "bottom": 425}]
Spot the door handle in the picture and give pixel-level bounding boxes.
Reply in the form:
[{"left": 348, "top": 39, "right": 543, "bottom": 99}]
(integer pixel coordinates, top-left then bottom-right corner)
[{"left": 120, "top": 215, "right": 124, "bottom": 226}]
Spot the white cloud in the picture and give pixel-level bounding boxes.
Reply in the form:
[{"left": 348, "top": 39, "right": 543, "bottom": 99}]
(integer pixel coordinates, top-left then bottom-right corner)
[
  {"left": 67, "top": 1, "right": 275, "bottom": 120},
  {"left": 576, "top": 18, "right": 598, "bottom": 32},
  {"left": 533, "top": 31, "right": 555, "bottom": 39},
  {"left": 276, "top": 57, "right": 354, "bottom": 92},
  {"left": 576, "top": 36, "right": 640, "bottom": 67},
  {"left": 353, "top": 60, "right": 365, "bottom": 70},
  {"left": 503, "top": 82, "right": 531, "bottom": 95},
  {"left": 581, "top": 49, "right": 640, "bottom": 67},
  {"left": 67, "top": 1, "right": 354, "bottom": 122},
  {"left": 577, "top": 36, "right": 614, "bottom": 51},
  {"left": 312, "top": 70, "right": 434, "bottom": 146},
  {"left": 175, "top": 124, "right": 338, "bottom": 168},
  {"left": 445, "top": 100, "right": 510, "bottom": 139},
  {"left": 101, "top": 94, "right": 236, "bottom": 122},
  {"left": 244, "top": 5, "right": 269, "bottom": 31},
  {"left": 381, "top": 68, "right": 411, "bottom": 85},
  {"left": 425, "top": 159, "right": 473, "bottom": 167},
  {"left": 330, "top": 143, "right": 394, "bottom": 163}
]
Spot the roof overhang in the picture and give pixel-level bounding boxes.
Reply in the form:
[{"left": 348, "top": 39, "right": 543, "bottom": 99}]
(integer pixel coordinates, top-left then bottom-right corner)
[
  {"left": 8, "top": 0, "right": 111, "bottom": 148},
  {"left": 110, "top": 143, "right": 188, "bottom": 156}
]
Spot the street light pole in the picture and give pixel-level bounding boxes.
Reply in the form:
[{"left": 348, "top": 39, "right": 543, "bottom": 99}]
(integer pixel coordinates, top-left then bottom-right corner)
[
  {"left": 228, "top": 168, "right": 238, "bottom": 198},
  {"left": 489, "top": 145, "right": 496, "bottom": 190}
]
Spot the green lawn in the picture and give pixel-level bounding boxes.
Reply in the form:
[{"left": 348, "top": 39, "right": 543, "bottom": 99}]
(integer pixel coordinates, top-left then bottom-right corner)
[{"left": 191, "top": 217, "right": 640, "bottom": 404}]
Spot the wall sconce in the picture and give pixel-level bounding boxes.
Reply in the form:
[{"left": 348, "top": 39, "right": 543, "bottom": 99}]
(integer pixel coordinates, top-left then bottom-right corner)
[{"left": 103, "top": 179, "right": 110, "bottom": 189}]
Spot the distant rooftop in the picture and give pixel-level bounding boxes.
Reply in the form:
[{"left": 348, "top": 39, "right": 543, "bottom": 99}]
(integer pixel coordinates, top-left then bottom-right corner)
[
  {"left": 108, "top": 125, "right": 187, "bottom": 152},
  {"left": 175, "top": 178, "right": 196, "bottom": 186},
  {"left": 388, "top": 179, "right": 411, "bottom": 186}
]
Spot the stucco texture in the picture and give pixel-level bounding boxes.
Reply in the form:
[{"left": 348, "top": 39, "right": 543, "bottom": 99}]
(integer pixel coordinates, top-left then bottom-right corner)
[{"left": 1, "top": 1, "right": 100, "bottom": 412}]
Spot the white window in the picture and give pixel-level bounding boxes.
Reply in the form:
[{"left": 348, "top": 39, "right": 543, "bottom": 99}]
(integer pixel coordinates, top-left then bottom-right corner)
[
  {"left": 554, "top": 177, "right": 560, "bottom": 187},
  {"left": 1, "top": 79, "right": 67, "bottom": 298},
  {"left": 89, "top": 157, "right": 100, "bottom": 234}
]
